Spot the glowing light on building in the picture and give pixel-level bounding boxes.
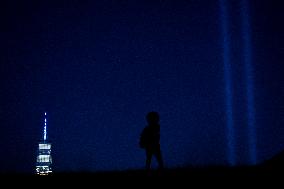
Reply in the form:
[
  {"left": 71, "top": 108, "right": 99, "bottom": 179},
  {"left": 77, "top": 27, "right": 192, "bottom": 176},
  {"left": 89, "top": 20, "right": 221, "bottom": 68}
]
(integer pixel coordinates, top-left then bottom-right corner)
[{"left": 36, "top": 112, "right": 52, "bottom": 175}]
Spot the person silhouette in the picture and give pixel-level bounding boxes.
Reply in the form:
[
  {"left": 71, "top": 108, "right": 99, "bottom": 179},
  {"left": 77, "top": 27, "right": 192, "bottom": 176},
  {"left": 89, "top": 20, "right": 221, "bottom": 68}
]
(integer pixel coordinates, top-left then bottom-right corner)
[{"left": 139, "top": 111, "right": 164, "bottom": 173}]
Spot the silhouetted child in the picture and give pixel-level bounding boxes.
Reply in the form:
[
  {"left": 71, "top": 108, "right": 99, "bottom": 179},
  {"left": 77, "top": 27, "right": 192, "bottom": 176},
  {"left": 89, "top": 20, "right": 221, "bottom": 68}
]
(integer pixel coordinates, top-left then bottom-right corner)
[{"left": 139, "top": 112, "right": 164, "bottom": 173}]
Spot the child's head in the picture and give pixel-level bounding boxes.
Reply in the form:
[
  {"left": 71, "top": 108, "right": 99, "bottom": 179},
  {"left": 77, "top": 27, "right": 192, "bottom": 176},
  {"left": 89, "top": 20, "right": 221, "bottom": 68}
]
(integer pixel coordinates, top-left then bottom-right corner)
[{"left": 146, "top": 111, "right": 160, "bottom": 124}]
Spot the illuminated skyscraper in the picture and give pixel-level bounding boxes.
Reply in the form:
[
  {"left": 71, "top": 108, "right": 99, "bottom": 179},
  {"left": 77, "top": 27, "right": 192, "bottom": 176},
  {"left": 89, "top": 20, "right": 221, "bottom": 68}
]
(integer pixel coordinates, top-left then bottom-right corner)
[{"left": 35, "top": 112, "right": 52, "bottom": 175}]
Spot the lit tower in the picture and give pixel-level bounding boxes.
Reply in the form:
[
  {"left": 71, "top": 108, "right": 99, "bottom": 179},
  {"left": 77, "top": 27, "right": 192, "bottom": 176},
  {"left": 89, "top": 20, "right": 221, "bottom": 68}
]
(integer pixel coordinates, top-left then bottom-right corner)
[{"left": 36, "top": 112, "right": 53, "bottom": 175}]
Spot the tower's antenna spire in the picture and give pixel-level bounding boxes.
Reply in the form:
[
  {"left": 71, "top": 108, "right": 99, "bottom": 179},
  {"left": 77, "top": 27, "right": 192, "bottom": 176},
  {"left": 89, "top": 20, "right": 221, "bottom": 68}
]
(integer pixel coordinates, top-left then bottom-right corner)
[{"left": 44, "top": 112, "right": 47, "bottom": 141}]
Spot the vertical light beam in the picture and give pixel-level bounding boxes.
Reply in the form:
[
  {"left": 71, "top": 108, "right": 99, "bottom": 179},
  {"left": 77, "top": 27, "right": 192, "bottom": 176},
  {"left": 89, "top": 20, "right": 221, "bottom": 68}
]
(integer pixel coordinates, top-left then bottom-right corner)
[
  {"left": 44, "top": 112, "right": 47, "bottom": 141},
  {"left": 219, "top": 0, "right": 236, "bottom": 166},
  {"left": 240, "top": 0, "right": 257, "bottom": 165}
]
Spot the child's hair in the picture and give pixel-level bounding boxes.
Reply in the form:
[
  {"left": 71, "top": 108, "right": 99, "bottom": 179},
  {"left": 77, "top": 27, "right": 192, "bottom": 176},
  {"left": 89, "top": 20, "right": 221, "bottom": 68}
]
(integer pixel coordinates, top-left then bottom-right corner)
[{"left": 146, "top": 111, "right": 160, "bottom": 124}]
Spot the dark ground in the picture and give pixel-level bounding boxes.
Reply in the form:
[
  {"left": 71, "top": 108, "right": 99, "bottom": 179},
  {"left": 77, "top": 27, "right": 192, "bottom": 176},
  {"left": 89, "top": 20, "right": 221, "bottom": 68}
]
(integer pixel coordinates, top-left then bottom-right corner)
[
  {"left": 1, "top": 152, "right": 284, "bottom": 186},
  {"left": 1, "top": 165, "right": 283, "bottom": 187}
]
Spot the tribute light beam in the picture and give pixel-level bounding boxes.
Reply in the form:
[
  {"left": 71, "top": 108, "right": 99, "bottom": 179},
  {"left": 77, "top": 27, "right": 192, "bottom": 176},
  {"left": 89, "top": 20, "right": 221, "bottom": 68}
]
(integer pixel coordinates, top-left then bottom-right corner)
[
  {"left": 219, "top": 0, "right": 236, "bottom": 166},
  {"left": 240, "top": 0, "right": 257, "bottom": 165}
]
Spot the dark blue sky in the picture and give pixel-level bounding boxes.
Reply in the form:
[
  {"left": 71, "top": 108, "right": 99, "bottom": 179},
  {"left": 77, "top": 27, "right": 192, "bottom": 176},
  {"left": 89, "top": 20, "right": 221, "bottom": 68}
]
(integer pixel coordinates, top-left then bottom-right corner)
[{"left": 0, "top": 0, "right": 283, "bottom": 173}]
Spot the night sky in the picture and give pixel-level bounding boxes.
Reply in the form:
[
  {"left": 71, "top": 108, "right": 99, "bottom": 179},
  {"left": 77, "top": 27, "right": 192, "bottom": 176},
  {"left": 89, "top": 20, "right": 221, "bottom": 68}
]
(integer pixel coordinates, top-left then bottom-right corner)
[{"left": 0, "top": 0, "right": 283, "bottom": 174}]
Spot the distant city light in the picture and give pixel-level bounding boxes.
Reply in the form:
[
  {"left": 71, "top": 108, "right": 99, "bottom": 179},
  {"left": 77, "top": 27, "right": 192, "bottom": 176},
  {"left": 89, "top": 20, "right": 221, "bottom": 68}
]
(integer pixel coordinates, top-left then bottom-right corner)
[{"left": 36, "top": 112, "right": 52, "bottom": 175}]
